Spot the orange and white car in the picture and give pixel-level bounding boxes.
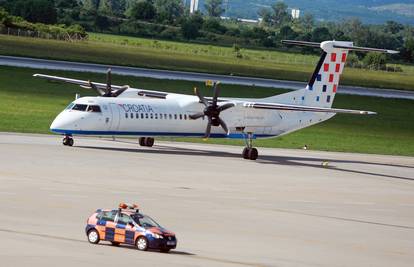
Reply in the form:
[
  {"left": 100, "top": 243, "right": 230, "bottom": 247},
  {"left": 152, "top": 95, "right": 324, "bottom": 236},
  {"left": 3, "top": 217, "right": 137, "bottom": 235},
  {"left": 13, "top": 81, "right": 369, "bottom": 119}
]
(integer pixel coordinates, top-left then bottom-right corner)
[{"left": 85, "top": 203, "right": 177, "bottom": 252}]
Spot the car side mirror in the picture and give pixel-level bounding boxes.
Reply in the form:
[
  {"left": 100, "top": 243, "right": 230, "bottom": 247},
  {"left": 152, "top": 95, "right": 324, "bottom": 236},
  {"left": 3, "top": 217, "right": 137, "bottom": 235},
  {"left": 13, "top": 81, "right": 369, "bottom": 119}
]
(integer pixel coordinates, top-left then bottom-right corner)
[{"left": 129, "top": 222, "right": 134, "bottom": 227}]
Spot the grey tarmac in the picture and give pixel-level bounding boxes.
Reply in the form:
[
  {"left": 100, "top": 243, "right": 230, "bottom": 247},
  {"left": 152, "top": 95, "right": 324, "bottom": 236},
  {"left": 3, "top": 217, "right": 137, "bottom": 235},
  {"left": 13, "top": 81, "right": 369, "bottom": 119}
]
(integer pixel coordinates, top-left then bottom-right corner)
[
  {"left": 1, "top": 55, "right": 413, "bottom": 100},
  {"left": 0, "top": 132, "right": 413, "bottom": 267}
]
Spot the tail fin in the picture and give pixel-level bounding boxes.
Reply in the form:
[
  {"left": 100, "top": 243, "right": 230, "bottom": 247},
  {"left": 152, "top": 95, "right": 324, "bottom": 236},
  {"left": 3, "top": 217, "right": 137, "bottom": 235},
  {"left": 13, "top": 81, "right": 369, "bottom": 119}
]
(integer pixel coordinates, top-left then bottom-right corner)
[{"left": 265, "top": 40, "right": 398, "bottom": 108}]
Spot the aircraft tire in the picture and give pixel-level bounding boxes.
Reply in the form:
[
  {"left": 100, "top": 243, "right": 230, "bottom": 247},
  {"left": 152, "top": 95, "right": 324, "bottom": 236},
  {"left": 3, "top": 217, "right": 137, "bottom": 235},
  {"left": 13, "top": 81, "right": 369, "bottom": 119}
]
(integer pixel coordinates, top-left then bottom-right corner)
[
  {"left": 67, "top": 138, "right": 74, "bottom": 147},
  {"left": 145, "top": 138, "right": 154, "bottom": 147},
  {"left": 248, "top": 148, "right": 258, "bottom": 160},
  {"left": 242, "top": 147, "right": 249, "bottom": 159},
  {"left": 139, "top": 137, "right": 146, "bottom": 146}
]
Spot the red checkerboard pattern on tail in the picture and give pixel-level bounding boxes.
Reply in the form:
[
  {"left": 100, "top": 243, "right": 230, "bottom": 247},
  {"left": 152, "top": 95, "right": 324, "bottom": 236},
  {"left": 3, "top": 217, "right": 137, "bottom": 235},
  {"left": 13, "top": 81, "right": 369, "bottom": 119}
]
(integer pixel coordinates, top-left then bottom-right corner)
[{"left": 303, "top": 41, "right": 351, "bottom": 108}]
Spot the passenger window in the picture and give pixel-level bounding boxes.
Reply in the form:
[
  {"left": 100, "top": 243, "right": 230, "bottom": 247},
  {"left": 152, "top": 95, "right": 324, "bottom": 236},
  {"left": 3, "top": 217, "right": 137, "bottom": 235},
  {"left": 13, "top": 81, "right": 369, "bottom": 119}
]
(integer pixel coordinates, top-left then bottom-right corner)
[
  {"left": 72, "top": 104, "right": 88, "bottom": 111},
  {"left": 184, "top": 114, "right": 187, "bottom": 120},
  {"left": 164, "top": 114, "right": 168, "bottom": 119},
  {"left": 155, "top": 114, "right": 158, "bottom": 119},
  {"left": 87, "top": 105, "right": 101, "bottom": 112},
  {"left": 174, "top": 114, "right": 177, "bottom": 120},
  {"left": 145, "top": 114, "right": 149, "bottom": 119},
  {"left": 125, "top": 113, "right": 128, "bottom": 118},
  {"left": 179, "top": 114, "right": 182, "bottom": 120},
  {"left": 169, "top": 114, "right": 172, "bottom": 120},
  {"left": 159, "top": 114, "right": 163, "bottom": 119},
  {"left": 118, "top": 213, "right": 133, "bottom": 225},
  {"left": 130, "top": 113, "right": 134, "bottom": 118},
  {"left": 136, "top": 113, "right": 139, "bottom": 119},
  {"left": 101, "top": 211, "right": 117, "bottom": 222},
  {"left": 150, "top": 113, "right": 153, "bottom": 119},
  {"left": 141, "top": 113, "right": 144, "bottom": 119}
]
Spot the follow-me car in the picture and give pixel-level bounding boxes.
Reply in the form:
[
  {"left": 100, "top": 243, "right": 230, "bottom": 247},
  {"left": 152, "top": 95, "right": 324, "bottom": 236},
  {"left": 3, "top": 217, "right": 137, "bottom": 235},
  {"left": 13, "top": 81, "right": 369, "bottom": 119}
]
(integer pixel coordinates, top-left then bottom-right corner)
[
  {"left": 35, "top": 40, "right": 398, "bottom": 160},
  {"left": 86, "top": 203, "right": 177, "bottom": 252}
]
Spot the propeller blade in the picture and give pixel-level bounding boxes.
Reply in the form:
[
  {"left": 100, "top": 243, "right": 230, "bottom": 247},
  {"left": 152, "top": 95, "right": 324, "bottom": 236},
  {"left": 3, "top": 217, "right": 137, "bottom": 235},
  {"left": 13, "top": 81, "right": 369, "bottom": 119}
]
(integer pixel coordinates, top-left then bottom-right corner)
[
  {"left": 194, "top": 87, "right": 208, "bottom": 106},
  {"left": 218, "top": 103, "right": 235, "bottom": 112},
  {"left": 106, "top": 68, "right": 112, "bottom": 94},
  {"left": 212, "top": 82, "right": 220, "bottom": 107},
  {"left": 111, "top": 86, "right": 129, "bottom": 97},
  {"left": 218, "top": 117, "right": 229, "bottom": 135},
  {"left": 204, "top": 117, "right": 212, "bottom": 139},
  {"left": 88, "top": 81, "right": 105, "bottom": 96},
  {"left": 189, "top": 112, "right": 205, "bottom": 120}
]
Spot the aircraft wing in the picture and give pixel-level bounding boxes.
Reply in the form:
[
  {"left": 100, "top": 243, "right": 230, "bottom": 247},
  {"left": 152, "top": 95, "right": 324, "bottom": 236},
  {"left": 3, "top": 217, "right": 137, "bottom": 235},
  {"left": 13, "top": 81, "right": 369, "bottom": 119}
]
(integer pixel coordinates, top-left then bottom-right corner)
[
  {"left": 242, "top": 101, "right": 376, "bottom": 115},
  {"left": 33, "top": 74, "right": 169, "bottom": 99}
]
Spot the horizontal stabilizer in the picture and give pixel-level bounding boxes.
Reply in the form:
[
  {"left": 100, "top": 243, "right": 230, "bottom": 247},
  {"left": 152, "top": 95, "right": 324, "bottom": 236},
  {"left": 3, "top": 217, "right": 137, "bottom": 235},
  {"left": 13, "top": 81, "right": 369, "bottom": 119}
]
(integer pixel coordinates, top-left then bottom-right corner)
[
  {"left": 282, "top": 40, "right": 399, "bottom": 54},
  {"left": 244, "top": 102, "right": 376, "bottom": 115}
]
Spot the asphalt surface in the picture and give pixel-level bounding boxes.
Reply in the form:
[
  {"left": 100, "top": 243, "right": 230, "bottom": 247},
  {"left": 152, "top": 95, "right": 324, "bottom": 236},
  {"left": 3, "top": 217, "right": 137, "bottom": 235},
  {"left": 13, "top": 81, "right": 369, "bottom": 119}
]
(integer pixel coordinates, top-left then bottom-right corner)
[
  {"left": 0, "top": 133, "right": 413, "bottom": 267},
  {"left": 1, "top": 55, "right": 413, "bottom": 100}
]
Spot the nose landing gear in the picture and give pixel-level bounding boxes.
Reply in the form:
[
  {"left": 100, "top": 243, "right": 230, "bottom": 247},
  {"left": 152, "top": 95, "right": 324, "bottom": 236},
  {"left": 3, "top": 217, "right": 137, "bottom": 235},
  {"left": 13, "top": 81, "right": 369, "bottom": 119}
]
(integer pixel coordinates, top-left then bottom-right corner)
[
  {"left": 242, "top": 133, "right": 258, "bottom": 160},
  {"left": 139, "top": 137, "right": 155, "bottom": 147},
  {"left": 62, "top": 135, "right": 74, "bottom": 146}
]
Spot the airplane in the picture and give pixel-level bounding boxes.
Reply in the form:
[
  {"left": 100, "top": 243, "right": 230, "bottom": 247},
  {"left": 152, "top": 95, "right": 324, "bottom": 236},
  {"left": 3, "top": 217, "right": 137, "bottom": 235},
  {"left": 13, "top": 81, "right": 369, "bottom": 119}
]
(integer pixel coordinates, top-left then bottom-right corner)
[{"left": 34, "top": 40, "right": 398, "bottom": 160}]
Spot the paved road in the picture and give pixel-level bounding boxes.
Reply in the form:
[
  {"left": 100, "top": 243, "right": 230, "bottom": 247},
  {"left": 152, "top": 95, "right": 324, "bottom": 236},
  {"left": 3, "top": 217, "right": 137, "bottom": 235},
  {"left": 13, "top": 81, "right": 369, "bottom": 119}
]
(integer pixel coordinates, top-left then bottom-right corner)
[
  {"left": 1, "top": 55, "right": 413, "bottom": 100},
  {"left": 0, "top": 133, "right": 413, "bottom": 267}
]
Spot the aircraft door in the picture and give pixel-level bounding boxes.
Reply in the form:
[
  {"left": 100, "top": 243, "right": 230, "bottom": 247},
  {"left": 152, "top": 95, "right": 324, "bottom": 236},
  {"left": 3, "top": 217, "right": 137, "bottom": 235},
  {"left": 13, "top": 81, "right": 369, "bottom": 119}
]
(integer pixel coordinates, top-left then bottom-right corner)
[{"left": 108, "top": 103, "right": 120, "bottom": 131}]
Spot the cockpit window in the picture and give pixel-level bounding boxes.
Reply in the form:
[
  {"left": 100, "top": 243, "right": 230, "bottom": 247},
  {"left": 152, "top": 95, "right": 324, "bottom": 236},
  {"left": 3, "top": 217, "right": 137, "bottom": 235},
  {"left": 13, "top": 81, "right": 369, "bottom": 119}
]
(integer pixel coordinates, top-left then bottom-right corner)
[
  {"left": 87, "top": 105, "right": 101, "bottom": 112},
  {"left": 65, "top": 103, "right": 75, "bottom": 110},
  {"left": 72, "top": 104, "right": 88, "bottom": 111}
]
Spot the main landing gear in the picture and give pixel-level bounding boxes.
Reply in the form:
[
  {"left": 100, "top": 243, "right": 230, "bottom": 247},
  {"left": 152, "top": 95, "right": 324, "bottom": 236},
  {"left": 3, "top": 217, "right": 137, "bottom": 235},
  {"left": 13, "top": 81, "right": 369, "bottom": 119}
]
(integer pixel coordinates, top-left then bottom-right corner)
[
  {"left": 139, "top": 137, "right": 155, "bottom": 147},
  {"left": 242, "top": 133, "right": 258, "bottom": 160},
  {"left": 62, "top": 135, "right": 74, "bottom": 146}
]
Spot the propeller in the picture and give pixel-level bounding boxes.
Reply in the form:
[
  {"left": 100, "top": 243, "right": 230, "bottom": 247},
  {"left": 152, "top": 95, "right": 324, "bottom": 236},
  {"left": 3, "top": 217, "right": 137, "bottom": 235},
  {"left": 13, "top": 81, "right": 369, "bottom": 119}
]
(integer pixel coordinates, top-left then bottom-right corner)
[
  {"left": 189, "top": 82, "right": 235, "bottom": 139},
  {"left": 87, "top": 68, "right": 129, "bottom": 97}
]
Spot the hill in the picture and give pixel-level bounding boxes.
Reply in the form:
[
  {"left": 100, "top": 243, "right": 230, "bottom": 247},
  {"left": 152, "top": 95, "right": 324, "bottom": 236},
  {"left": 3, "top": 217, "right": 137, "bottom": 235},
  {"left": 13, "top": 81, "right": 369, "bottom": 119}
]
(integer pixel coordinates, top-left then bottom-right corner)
[{"left": 208, "top": 0, "right": 414, "bottom": 25}]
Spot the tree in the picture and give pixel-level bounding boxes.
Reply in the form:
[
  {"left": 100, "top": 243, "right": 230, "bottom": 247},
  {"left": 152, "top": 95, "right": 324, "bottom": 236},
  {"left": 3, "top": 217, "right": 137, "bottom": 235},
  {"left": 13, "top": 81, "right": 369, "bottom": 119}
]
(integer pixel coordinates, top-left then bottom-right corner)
[
  {"left": 311, "top": 27, "right": 331, "bottom": 42},
  {"left": 98, "top": 0, "right": 113, "bottom": 16},
  {"left": 154, "top": 0, "right": 184, "bottom": 24},
  {"left": 300, "top": 13, "right": 314, "bottom": 33},
  {"left": 385, "top": 20, "right": 403, "bottom": 35},
  {"left": 271, "top": 1, "right": 289, "bottom": 27},
  {"left": 10, "top": 0, "right": 57, "bottom": 24},
  {"left": 363, "top": 52, "right": 386, "bottom": 70},
  {"left": 127, "top": 0, "right": 156, "bottom": 21},
  {"left": 181, "top": 11, "right": 203, "bottom": 39},
  {"left": 204, "top": 0, "right": 224, "bottom": 18},
  {"left": 55, "top": 0, "right": 81, "bottom": 24}
]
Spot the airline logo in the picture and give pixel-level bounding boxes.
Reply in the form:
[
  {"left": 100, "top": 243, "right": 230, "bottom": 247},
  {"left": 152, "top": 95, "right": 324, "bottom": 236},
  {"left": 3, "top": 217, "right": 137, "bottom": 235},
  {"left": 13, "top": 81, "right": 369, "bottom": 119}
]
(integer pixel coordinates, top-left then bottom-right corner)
[{"left": 119, "top": 104, "right": 154, "bottom": 113}]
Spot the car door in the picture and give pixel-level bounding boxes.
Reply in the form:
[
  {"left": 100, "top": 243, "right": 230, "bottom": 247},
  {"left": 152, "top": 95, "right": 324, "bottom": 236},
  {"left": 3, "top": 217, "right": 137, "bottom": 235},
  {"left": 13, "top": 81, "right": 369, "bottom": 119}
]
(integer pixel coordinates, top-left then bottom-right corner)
[
  {"left": 115, "top": 213, "right": 136, "bottom": 245},
  {"left": 96, "top": 210, "right": 117, "bottom": 241}
]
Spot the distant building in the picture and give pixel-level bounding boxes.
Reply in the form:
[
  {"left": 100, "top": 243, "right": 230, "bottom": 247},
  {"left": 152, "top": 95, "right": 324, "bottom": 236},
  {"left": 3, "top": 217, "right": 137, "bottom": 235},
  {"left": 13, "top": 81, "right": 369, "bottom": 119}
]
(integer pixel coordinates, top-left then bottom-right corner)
[
  {"left": 190, "top": 0, "right": 199, "bottom": 14},
  {"left": 291, "top": 8, "right": 300, "bottom": 19}
]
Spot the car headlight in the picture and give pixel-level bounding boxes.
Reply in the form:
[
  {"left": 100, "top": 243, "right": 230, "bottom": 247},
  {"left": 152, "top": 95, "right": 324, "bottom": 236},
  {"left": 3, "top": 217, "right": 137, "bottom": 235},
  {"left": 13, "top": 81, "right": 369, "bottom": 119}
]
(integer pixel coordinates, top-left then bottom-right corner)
[{"left": 151, "top": 233, "right": 163, "bottom": 239}]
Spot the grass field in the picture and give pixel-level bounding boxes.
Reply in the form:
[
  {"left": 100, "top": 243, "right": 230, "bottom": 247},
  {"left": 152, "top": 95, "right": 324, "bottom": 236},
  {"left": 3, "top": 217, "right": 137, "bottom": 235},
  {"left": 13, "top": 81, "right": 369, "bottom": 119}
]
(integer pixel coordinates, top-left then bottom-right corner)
[
  {"left": 1, "top": 34, "right": 414, "bottom": 91},
  {"left": 0, "top": 66, "right": 413, "bottom": 156}
]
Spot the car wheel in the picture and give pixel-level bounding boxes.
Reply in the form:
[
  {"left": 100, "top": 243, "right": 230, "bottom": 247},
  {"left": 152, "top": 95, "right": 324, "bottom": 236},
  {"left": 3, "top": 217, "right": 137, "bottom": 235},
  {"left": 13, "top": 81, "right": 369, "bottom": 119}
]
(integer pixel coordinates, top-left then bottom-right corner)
[
  {"left": 135, "top": 236, "right": 148, "bottom": 251},
  {"left": 111, "top": 241, "right": 120, "bottom": 246},
  {"left": 87, "top": 229, "right": 100, "bottom": 244}
]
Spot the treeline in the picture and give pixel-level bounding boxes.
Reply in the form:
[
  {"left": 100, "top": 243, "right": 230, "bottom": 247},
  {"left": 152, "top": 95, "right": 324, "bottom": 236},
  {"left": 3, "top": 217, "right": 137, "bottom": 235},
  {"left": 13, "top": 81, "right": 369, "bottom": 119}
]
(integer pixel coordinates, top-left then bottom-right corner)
[{"left": 0, "top": 0, "right": 413, "bottom": 63}]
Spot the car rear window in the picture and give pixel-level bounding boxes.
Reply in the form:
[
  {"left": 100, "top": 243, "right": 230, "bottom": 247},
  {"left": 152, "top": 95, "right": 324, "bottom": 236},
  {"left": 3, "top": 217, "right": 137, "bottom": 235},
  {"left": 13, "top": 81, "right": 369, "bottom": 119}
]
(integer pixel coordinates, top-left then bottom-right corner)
[{"left": 99, "top": 211, "right": 117, "bottom": 222}]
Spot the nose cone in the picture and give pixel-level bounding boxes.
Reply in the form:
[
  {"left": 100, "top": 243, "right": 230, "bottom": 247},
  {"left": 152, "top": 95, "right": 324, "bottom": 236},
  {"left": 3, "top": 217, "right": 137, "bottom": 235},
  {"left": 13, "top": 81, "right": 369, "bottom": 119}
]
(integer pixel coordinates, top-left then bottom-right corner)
[{"left": 50, "top": 111, "right": 79, "bottom": 133}]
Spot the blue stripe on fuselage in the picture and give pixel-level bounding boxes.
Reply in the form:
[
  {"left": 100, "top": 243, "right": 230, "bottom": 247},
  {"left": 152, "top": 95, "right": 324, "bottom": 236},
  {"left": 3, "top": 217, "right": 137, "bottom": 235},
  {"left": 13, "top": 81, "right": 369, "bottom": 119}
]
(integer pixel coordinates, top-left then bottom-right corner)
[{"left": 50, "top": 129, "right": 275, "bottom": 139}]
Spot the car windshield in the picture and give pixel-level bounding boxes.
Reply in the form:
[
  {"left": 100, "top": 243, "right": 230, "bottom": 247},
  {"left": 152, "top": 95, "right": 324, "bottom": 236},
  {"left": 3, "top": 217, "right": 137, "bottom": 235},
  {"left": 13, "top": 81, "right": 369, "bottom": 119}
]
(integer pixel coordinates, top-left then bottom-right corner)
[{"left": 131, "top": 214, "right": 161, "bottom": 229}]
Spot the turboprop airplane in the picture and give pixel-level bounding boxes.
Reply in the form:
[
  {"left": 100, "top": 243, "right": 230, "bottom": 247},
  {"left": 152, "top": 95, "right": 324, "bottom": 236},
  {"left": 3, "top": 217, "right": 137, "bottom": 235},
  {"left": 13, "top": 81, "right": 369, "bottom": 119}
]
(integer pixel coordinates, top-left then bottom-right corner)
[{"left": 34, "top": 40, "right": 398, "bottom": 160}]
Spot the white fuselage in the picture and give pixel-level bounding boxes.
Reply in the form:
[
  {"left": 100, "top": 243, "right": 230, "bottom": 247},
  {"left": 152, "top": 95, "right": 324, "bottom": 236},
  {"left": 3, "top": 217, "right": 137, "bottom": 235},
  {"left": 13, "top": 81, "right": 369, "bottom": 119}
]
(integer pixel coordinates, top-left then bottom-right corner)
[{"left": 50, "top": 90, "right": 334, "bottom": 139}]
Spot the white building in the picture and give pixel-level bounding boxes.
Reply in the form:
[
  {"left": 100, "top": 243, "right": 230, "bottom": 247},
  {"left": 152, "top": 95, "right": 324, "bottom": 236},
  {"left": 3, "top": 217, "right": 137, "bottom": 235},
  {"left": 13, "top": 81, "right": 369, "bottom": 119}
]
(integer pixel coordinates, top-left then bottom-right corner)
[{"left": 190, "top": 0, "right": 199, "bottom": 14}]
